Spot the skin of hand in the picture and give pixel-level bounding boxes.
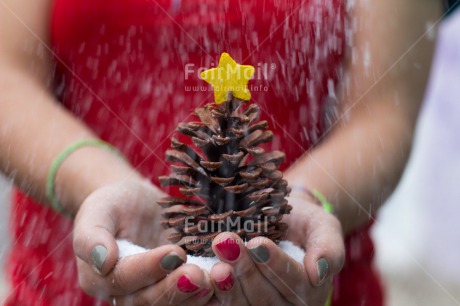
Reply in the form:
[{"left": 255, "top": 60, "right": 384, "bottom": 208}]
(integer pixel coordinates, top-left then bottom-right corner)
[
  {"left": 204, "top": 168, "right": 344, "bottom": 306},
  {"left": 73, "top": 180, "right": 215, "bottom": 305}
]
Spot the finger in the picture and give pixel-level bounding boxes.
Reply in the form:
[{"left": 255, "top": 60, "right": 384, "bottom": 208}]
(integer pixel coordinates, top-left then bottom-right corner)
[
  {"left": 181, "top": 270, "right": 214, "bottom": 306},
  {"left": 303, "top": 210, "right": 345, "bottom": 287},
  {"left": 77, "top": 245, "right": 187, "bottom": 296},
  {"left": 204, "top": 297, "right": 223, "bottom": 306},
  {"left": 114, "top": 264, "right": 213, "bottom": 306},
  {"left": 73, "top": 192, "right": 119, "bottom": 276},
  {"left": 247, "top": 237, "right": 310, "bottom": 305},
  {"left": 210, "top": 263, "right": 249, "bottom": 306},
  {"left": 212, "top": 232, "right": 285, "bottom": 305}
]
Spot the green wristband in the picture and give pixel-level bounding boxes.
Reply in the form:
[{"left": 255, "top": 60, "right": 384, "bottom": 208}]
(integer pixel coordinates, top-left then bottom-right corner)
[
  {"left": 325, "top": 287, "right": 334, "bottom": 306},
  {"left": 46, "top": 139, "right": 124, "bottom": 215},
  {"left": 310, "top": 189, "right": 334, "bottom": 214},
  {"left": 291, "top": 186, "right": 334, "bottom": 214}
]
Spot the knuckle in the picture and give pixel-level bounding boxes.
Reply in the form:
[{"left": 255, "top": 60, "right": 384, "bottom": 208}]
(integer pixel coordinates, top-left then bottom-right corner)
[
  {"left": 72, "top": 234, "right": 86, "bottom": 256},
  {"left": 78, "top": 271, "right": 97, "bottom": 296},
  {"left": 282, "top": 288, "right": 302, "bottom": 304},
  {"left": 325, "top": 244, "right": 345, "bottom": 275},
  {"left": 132, "top": 293, "right": 151, "bottom": 306},
  {"left": 164, "top": 292, "right": 177, "bottom": 305},
  {"left": 112, "top": 266, "right": 132, "bottom": 293},
  {"left": 110, "top": 297, "right": 123, "bottom": 306},
  {"left": 255, "top": 295, "right": 276, "bottom": 306},
  {"left": 334, "top": 249, "right": 346, "bottom": 272},
  {"left": 235, "top": 262, "right": 259, "bottom": 284},
  {"left": 327, "top": 214, "right": 342, "bottom": 232}
]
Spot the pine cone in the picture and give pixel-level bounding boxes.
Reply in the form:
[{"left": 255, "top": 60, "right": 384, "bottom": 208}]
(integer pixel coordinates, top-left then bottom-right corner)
[{"left": 158, "top": 97, "right": 292, "bottom": 256}]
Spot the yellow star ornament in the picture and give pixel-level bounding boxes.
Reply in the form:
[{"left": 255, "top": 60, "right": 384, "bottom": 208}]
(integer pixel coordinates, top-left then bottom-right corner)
[{"left": 200, "top": 53, "right": 255, "bottom": 104}]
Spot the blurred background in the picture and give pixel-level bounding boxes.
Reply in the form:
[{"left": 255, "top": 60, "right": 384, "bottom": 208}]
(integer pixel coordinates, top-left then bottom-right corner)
[{"left": 2, "top": 8, "right": 460, "bottom": 306}]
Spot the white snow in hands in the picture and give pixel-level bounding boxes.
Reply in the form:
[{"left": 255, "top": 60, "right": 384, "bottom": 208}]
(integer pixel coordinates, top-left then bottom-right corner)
[{"left": 116, "top": 239, "right": 305, "bottom": 272}]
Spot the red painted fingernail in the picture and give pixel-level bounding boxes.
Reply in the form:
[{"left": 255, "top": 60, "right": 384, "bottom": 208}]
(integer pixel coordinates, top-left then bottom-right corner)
[
  {"left": 215, "top": 238, "right": 240, "bottom": 261},
  {"left": 177, "top": 275, "right": 199, "bottom": 293},
  {"left": 215, "top": 273, "right": 234, "bottom": 291},
  {"left": 195, "top": 288, "right": 211, "bottom": 298}
]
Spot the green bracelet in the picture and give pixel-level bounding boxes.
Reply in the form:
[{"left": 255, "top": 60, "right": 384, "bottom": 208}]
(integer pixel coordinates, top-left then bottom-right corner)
[
  {"left": 291, "top": 186, "right": 334, "bottom": 214},
  {"left": 310, "top": 189, "right": 334, "bottom": 214},
  {"left": 325, "top": 287, "right": 333, "bottom": 306},
  {"left": 46, "top": 139, "right": 124, "bottom": 215}
]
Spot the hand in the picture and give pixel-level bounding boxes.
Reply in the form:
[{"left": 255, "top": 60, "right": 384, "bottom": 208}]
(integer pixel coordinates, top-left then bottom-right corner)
[
  {"left": 73, "top": 180, "right": 214, "bottom": 305},
  {"left": 206, "top": 184, "right": 344, "bottom": 305}
]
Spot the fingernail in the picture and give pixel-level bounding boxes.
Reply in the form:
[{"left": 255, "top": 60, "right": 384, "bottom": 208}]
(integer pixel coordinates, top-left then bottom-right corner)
[
  {"left": 215, "top": 238, "right": 240, "bottom": 261},
  {"left": 195, "top": 288, "right": 211, "bottom": 298},
  {"left": 160, "top": 253, "right": 184, "bottom": 272},
  {"left": 91, "top": 245, "right": 107, "bottom": 273},
  {"left": 177, "top": 275, "right": 199, "bottom": 293},
  {"left": 248, "top": 245, "right": 270, "bottom": 263},
  {"left": 215, "top": 273, "right": 234, "bottom": 291},
  {"left": 317, "top": 258, "right": 329, "bottom": 284}
]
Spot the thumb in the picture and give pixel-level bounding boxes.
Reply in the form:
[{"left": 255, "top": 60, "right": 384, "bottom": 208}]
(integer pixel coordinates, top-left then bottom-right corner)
[
  {"left": 303, "top": 209, "right": 345, "bottom": 287},
  {"left": 73, "top": 194, "right": 119, "bottom": 276}
]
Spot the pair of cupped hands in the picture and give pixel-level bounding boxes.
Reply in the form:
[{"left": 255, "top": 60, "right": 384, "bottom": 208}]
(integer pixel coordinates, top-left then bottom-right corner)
[{"left": 73, "top": 169, "right": 345, "bottom": 306}]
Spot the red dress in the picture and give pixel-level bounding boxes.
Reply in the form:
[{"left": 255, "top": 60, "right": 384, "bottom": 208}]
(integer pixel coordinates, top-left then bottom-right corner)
[{"left": 6, "top": 0, "right": 383, "bottom": 305}]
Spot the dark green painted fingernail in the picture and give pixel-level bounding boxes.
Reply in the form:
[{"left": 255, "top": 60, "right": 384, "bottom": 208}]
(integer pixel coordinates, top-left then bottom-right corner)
[
  {"left": 248, "top": 245, "right": 270, "bottom": 263},
  {"left": 317, "top": 258, "right": 329, "bottom": 284},
  {"left": 92, "top": 245, "right": 107, "bottom": 273},
  {"left": 161, "top": 253, "right": 184, "bottom": 271}
]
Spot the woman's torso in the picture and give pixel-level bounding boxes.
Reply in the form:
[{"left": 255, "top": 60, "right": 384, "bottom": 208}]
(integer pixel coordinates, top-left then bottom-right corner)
[{"left": 6, "top": 0, "right": 382, "bottom": 305}]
